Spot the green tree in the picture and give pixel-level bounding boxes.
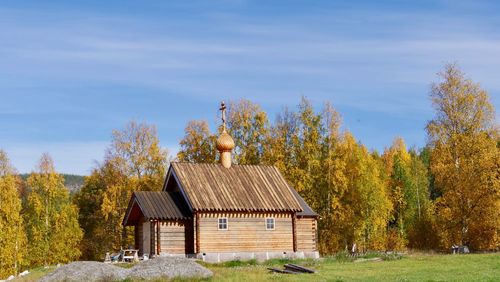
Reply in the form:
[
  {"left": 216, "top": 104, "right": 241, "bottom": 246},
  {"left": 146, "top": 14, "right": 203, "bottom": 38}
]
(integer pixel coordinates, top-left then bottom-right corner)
[
  {"left": 25, "top": 153, "right": 83, "bottom": 266},
  {"left": 0, "top": 150, "right": 27, "bottom": 278},
  {"left": 426, "top": 64, "right": 499, "bottom": 250},
  {"left": 382, "top": 138, "right": 438, "bottom": 250}
]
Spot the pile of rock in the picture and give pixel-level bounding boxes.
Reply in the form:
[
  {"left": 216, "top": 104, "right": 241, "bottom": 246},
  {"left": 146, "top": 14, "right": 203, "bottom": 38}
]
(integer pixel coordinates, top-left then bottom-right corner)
[{"left": 39, "top": 257, "right": 213, "bottom": 282}]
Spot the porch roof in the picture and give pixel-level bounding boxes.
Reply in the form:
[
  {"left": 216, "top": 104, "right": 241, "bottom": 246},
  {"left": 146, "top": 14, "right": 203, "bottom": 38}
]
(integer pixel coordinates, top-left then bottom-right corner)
[{"left": 123, "top": 191, "right": 191, "bottom": 226}]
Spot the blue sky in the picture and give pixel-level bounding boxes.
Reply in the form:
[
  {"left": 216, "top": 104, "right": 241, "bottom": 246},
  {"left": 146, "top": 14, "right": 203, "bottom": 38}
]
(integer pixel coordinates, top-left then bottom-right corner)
[{"left": 1, "top": 0, "right": 499, "bottom": 175}]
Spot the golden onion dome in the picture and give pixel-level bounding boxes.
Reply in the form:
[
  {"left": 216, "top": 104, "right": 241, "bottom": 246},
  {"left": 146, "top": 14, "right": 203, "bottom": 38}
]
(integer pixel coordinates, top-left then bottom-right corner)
[{"left": 216, "top": 130, "right": 235, "bottom": 152}]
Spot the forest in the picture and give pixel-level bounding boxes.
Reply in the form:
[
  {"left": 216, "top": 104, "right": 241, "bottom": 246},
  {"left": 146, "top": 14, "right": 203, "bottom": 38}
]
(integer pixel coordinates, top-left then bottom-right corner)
[{"left": 0, "top": 64, "right": 498, "bottom": 278}]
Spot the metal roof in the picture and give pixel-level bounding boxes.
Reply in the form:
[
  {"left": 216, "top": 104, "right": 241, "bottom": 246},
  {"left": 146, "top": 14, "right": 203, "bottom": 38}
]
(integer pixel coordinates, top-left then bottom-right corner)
[{"left": 290, "top": 188, "right": 319, "bottom": 217}]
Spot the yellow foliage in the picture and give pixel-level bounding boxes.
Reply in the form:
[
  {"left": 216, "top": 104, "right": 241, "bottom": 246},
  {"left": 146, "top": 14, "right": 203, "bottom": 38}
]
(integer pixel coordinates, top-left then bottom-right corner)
[
  {"left": 427, "top": 64, "right": 499, "bottom": 250},
  {"left": 25, "top": 153, "right": 83, "bottom": 267},
  {"left": 0, "top": 150, "right": 27, "bottom": 279},
  {"left": 75, "top": 121, "right": 169, "bottom": 259}
]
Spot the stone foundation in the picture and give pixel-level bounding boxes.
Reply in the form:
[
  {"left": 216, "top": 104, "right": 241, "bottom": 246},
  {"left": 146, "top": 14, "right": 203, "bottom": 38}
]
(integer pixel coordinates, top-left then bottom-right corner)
[
  {"left": 158, "top": 253, "right": 187, "bottom": 258},
  {"left": 194, "top": 251, "right": 320, "bottom": 263}
]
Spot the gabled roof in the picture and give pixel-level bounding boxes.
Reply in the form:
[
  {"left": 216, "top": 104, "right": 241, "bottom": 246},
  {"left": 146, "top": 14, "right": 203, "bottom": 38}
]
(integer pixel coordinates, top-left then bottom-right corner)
[
  {"left": 170, "top": 162, "right": 303, "bottom": 212},
  {"left": 290, "top": 188, "right": 319, "bottom": 218},
  {"left": 123, "top": 191, "right": 191, "bottom": 226}
]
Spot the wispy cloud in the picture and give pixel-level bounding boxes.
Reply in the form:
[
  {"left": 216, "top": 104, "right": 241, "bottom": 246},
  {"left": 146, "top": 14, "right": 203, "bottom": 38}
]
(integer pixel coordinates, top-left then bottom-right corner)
[{"left": 0, "top": 1, "right": 499, "bottom": 173}]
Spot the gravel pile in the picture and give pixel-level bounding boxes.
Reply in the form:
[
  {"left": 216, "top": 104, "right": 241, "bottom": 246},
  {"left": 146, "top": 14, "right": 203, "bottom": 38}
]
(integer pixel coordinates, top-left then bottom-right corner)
[
  {"left": 128, "top": 257, "right": 213, "bottom": 280},
  {"left": 38, "top": 257, "right": 213, "bottom": 282},
  {"left": 38, "top": 261, "right": 128, "bottom": 282}
]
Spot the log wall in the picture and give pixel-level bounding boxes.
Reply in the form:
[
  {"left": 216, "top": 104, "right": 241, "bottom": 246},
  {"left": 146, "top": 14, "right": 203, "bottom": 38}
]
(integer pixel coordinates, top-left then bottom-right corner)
[
  {"left": 157, "top": 220, "right": 187, "bottom": 254},
  {"left": 198, "top": 212, "right": 294, "bottom": 253},
  {"left": 296, "top": 218, "right": 317, "bottom": 252}
]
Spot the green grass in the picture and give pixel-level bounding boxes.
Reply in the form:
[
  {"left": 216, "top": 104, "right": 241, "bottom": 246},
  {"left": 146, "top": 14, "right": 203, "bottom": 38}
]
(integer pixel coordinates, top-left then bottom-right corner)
[
  {"left": 13, "top": 253, "right": 500, "bottom": 282},
  {"left": 12, "top": 266, "right": 57, "bottom": 282},
  {"left": 194, "top": 253, "right": 500, "bottom": 282}
]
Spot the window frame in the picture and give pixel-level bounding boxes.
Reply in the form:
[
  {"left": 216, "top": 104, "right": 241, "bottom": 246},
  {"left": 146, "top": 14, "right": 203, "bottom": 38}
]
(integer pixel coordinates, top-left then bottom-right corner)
[
  {"left": 265, "top": 217, "right": 275, "bottom": 230},
  {"left": 218, "top": 217, "right": 228, "bottom": 230}
]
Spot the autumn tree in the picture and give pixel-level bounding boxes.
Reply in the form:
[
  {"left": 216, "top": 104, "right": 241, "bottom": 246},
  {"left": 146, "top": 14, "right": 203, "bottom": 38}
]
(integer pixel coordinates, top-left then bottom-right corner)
[
  {"left": 426, "top": 64, "right": 499, "bottom": 250},
  {"left": 262, "top": 106, "right": 299, "bottom": 176},
  {"left": 260, "top": 98, "right": 394, "bottom": 253},
  {"left": 107, "top": 121, "right": 168, "bottom": 189},
  {"left": 327, "top": 133, "right": 391, "bottom": 252},
  {"left": 292, "top": 98, "right": 324, "bottom": 198},
  {"left": 268, "top": 98, "right": 324, "bottom": 212},
  {"left": 0, "top": 150, "right": 27, "bottom": 278},
  {"left": 177, "top": 100, "right": 269, "bottom": 165},
  {"left": 25, "top": 153, "right": 83, "bottom": 266},
  {"left": 177, "top": 120, "right": 217, "bottom": 163},
  {"left": 382, "top": 138, "right": 435, "bottom": 249},
  {"left": 227, "top": 99, "right": 269, "bottom": 165},
  {"left": 313, "top": 103, "right": 348, "bottom": 253},
  {"left": 75, "top": 121, "right": 169, "bottom": 259}
]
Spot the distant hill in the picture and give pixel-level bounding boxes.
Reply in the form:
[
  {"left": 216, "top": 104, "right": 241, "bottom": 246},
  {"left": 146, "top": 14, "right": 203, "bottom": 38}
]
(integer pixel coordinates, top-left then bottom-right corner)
[{"left": 19, "top": 173, "right": 85, "bottom": 192}]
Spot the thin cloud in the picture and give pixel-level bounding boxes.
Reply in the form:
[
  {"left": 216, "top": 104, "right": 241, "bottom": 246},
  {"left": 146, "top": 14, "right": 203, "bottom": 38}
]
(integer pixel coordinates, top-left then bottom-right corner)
[{"left": 1, "top": 2, "right": 499, "bottom": 173}]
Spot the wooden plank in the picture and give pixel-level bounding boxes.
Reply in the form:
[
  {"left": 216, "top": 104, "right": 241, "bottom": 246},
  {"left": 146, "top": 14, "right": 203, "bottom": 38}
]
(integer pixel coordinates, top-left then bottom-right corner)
[
  {"left": 158, "top": 220, "right": 187, "bottom": 255},
  {"left": 292, "top": 214, "right": 297, "bottom": 252},
  {"left": 198, "top": 212, "right": 294, "bottom": 252},
  {"left": 150, "top": 220, "right": 155, "bottom": 255},
  {"left": 284, "top": 264, "right": 316, "bottom": 273},
  {"left": 171, "top": 163, "right": 302, "bottom": 212},
  {"left": 156, "top": 221, "right": 161, "bottom": 255},
  {"left": 195, "top": 212, "right": 200, "bottom": 253},
  {"left": 296, "top": 218, "right": 317, "bottom": 252}
]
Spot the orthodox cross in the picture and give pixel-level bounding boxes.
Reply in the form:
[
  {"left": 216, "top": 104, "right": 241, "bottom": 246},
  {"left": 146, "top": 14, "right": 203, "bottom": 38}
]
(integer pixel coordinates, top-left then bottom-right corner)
[{"left": 219, "top": 101, "right": 227, "bottom": 131}]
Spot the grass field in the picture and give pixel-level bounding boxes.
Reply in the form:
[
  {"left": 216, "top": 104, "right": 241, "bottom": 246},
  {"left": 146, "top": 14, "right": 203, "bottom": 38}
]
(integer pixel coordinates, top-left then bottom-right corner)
[
  {"left": 14, "top": 253, "right": 500, "bottom": 282},
  {"left": 200, "top": 253, "right": 500, "bottom": 282}
]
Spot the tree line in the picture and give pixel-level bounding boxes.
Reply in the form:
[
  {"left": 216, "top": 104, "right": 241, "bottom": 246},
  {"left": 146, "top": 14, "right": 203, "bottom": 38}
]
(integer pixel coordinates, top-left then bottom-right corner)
[
  {"left": 0, "top": 64, "right": 498, "bottom": 278},
  {"left": 176, "top": 64, "right": 499, "bottom": 253}
]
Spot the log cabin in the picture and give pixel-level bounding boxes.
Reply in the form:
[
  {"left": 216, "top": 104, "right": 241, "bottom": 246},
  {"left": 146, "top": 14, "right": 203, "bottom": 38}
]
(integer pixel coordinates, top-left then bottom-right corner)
[{"left": 122, "top": 102, "right": 319, "bottom": 262}]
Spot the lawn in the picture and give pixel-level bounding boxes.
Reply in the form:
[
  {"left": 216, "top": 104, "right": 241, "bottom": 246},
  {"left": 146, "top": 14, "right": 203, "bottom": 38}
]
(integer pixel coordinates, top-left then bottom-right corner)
[
  {"left": 201, "top": 253, "right": 499, "bottom": 282},
  {"left": 14, "top": 253, "right": 500, "bottom": 282}
]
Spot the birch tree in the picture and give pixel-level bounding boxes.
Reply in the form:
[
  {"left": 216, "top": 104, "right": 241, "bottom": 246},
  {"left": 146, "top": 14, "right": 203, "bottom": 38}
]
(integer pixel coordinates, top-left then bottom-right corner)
[
  {"left": 0, "top": 150, "right": 26, "bottom": 278},
  {"left": 76, "top": 121, "right": 169, "bottom": 258},
  {"left": 177, "top": 120, "right": 217, "bottom": 163},
  {"left": 227, "top": 99, "right": 269, "bottom": 165},
  {"left": 25, "top": 154, "right": 82, "bottom": 266},
  {"left": 427, "top": 64, "right": 499, "bottom": 250}
]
